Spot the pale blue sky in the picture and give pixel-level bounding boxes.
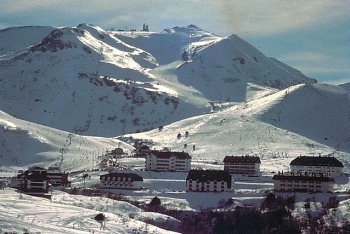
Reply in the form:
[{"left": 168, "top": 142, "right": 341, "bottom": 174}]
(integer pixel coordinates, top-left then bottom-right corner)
[{"left": 1, "top": 0, "right": 349, "bottom": 84}]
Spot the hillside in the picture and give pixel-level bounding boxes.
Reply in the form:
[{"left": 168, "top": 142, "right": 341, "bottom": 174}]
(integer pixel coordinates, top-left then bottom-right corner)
[
  {"left": 0, "top": 24, "right": 208, "bottom": 136},
  {"left": 245, "top": 83, "right": 350, "bottom": 152},
  {"left": 0, "top": 110, "right": 131, "bottom": 171},
  {"left": 126, "top": 83, "right": 350, "bottom": 173}
]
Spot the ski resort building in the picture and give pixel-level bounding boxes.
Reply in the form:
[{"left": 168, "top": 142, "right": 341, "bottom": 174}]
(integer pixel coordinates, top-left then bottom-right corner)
[
  {"left": 23, "top": 168, "right": 50, "bottom": 194},
  {"left": 186, "top": 170, "right": 234, "bottom": 192},
  {"left": 10, "top": 166, "right": 70, "bottom": 190},
  {"left": 100, "top": 172, "right": 143, "bottom": 190},
  {"left": 290, "top": 156, "right": 344, "bottom": 177},
  {"left": 145, "top": 150, "right": 191, "bottom": 172},
  {"left": 223, "top": 156, "right": 261, "bottom": 176},
  {"left": 272, "top": 172, "right": 334, "bottom": 193}
]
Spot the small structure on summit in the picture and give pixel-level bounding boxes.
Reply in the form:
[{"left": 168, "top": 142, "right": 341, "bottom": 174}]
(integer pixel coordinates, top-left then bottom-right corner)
[
  {"left": 223, "top": 155, "right": 261, "bottom": 176},
  {"left": 186, "top": 170, "right": 234, "bottom": 192}
]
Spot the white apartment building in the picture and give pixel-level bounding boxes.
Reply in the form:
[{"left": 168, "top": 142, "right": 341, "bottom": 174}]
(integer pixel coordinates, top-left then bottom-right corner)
[
  {"left": 290, "top": 156, "right": 344, "bottom": 177},
  {"left": 273, "top": 172, "right": 334, "bottom": 193},
  {"left": 223, "top": 155, "right": 261, "bottom": 176},
  {"left": 186, "top": 170, "right": 234, "bottom": 192},
  {"left": 100, "top": 173, "right": 143, "bottom": 190},
  {"left": 145, "top": 150, "right": 191, "bottom": 172}
]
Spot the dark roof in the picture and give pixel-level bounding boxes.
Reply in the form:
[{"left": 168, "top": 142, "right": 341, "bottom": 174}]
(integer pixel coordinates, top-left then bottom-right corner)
[
  {"left": 223, "top": 156, "right": 261, "bottom": 164},
  {"left": 150, "top": 150, "right": 191, "bottom": 159},
  {"left": 100, "top": 173, "right": 143, "bottom": 182},
  {"left": 186, "top": 170, "right": 232, "bottom": 188},
  {"left": 290, "top": 156, "right": 343, "bottom": 167},
  {"left": 273, "top": 173, "right": 334, "bottom": 182}
]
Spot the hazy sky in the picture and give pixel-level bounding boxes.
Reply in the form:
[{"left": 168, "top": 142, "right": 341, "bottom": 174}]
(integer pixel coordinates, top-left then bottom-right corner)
[{"left": 1, "top": 0, "right": 349, "bottom": 84}]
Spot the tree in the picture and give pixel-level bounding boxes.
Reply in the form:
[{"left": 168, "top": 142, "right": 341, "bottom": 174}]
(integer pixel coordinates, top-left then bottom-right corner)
[
  {"left": 182, "top": 51, "right": 189, "bottom": 61},
  {"left": 95, "top": 213, "right": 106, "bottom": 221},
  {"left": 83, "top": 173, "right": 88, "bottom": 188},
  {"left": 177, "top": 133, "right": 182, "bottom": 139},
  {"left": 148, "top": 196, "right": 162, "bottom": 212},
  {"left": 150, "top": 196, "right": 161, "bottom": 206}
]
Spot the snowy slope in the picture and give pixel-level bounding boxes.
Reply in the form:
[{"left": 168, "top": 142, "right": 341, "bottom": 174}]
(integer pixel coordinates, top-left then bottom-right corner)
[
  {"left": 126, "top": 83, "right": 350, "bottom": 173},
  {"left": 0, "top": 24, "right": 208, "bottom": 136},
  {"left": 0, "top": 110, "right": 133, "bottom": 171},
  {"left": 244, "top": 83, "right": 350, "bottom": 152},
  {"left": 175, "top": 34, "right": 316, "bottom": 102},
  {"left": 0, "top": 189, "right": 179, "bottom": 233},
  {"left": 116, "top": 25, "right": 316, "bottom": 103}
]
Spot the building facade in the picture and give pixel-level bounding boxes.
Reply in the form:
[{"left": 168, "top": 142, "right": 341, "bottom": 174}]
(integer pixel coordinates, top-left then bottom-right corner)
[
  {"left": 186, "top": 170, "right": 234, "bottom": 192},
  {"left": 47, "top": 167, "right": 70, "bottom": 187},
  {"left": 145, "top": 150, "right": 191, "bottom": 172},
  {"left": 223, "top": 156, "right": 261, "bottom": 176},
  {"left": 273, "top": 172, "right": 334, "bottom": 193},
  {"left": 290, "top": 156, "right": 344, "bottom": 177},
  {"left": 100, "top": 173, "right": 143, "bottom": 190},
  {"left": 10, "top": 166, "right": 69, "bottom": 190}
]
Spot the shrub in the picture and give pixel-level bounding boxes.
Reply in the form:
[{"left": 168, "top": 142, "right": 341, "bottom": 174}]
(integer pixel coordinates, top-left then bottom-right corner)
[{"left": 95, "top": 213, "right": 105, "bottom": 221}]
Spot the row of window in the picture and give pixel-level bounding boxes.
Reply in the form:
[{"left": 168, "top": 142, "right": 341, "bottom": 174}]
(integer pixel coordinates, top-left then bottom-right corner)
[{"left": 279, "top": 180, "right": 322, "bottom": 184}]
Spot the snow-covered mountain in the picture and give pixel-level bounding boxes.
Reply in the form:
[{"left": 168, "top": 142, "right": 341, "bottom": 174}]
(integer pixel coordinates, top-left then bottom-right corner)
[{"left": 0, "top": 24, "right": 315, "bottom": 137}]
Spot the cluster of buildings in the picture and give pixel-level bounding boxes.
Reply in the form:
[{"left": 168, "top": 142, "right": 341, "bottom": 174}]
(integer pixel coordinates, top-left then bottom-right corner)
[
  {"left": 100, "top": 149, "right": 345, "bottom": 194},
  {"left": 9, "top": 166, "right": 70, "bottom": 198},
  {"left": 8, "top": 149, "right": 345, "bottom": 196}
]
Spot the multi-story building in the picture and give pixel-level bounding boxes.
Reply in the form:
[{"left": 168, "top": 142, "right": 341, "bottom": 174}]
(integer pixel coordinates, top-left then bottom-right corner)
[
  {"left": 223, "top": 155, "right": 261, "bottom": 176},
  {"left": 145, "top": 150, "right": 191, "bottom": 172},
  {"left": 186, "top": 170, "right": 234, "bottom": 192},
  {"left": 24, "top": 169, "right": 50, "bottom": 194},
  {"left": 290, "top": 156, "right": 344, "bottom": 177},
  {"left": 100, "top": 172, "right": 143, "bottom": 190},
  {"left": 273, "top": 172, "right": 334, "bottom": 193},
  {"left": 10, "top": 166, "right": 69, "bottom": 189}
]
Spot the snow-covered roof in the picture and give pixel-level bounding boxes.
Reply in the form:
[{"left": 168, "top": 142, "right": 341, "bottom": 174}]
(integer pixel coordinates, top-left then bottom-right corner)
[
  {"left": 149, "top": 150, "right": 191, "bottom": 159},
  {"left": 223, "top": 155, "right": 261, "bottom": 164},
  {"left": 186, "top": 170, "right": 232, "bottom": 188},
  {"left": 290, "top": 156, "right": 343, "bottom": 167}
]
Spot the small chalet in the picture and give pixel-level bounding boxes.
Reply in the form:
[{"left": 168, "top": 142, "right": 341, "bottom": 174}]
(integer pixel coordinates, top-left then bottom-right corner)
[
  {"left": 290, "top": 156, "right": 344, "bottom": 177},
  {"left": 186, "top": 170, "right": 233, "bottom": 192},
  {"left": 223, "top": 155, "right": 261, "bottom": 176},
  {"left": 273, "top": 171, "right": 334, "bottom": 193},
  {"left": 100, "top": 172, "right": 143, "bottom": 190},
  {"left": 145, "top": 150, "right": 191, "bottom": 172}
]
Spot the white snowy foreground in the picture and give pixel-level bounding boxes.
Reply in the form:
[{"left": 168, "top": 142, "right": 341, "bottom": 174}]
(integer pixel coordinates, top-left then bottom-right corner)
[{"left": 0, "top": 188, "right": 179, "bottom": 233}]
